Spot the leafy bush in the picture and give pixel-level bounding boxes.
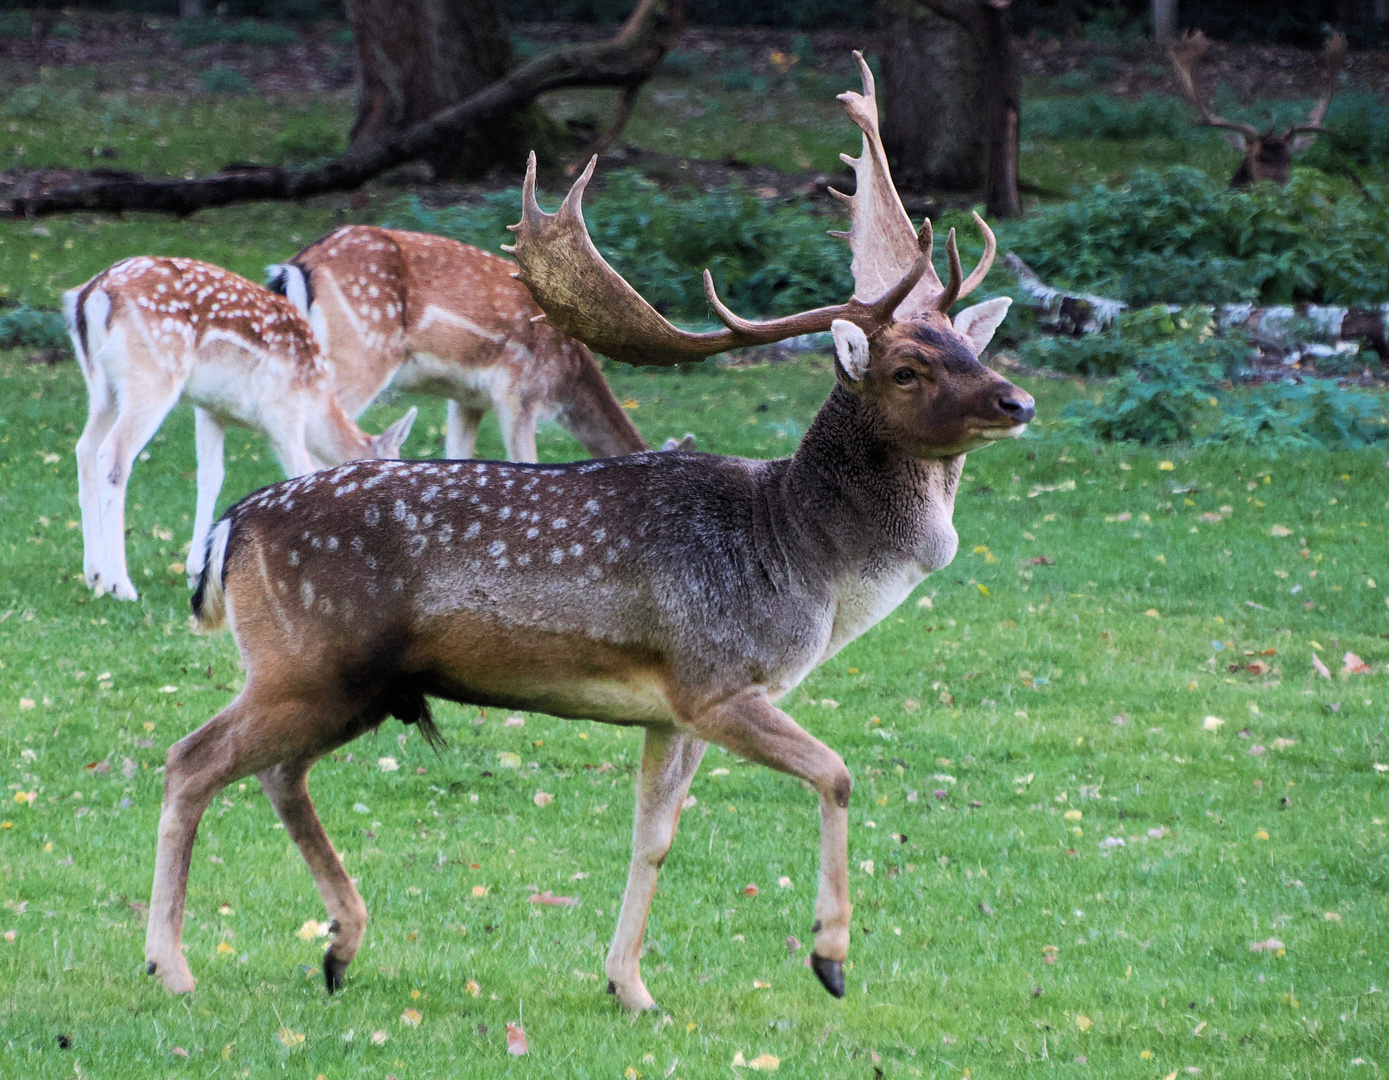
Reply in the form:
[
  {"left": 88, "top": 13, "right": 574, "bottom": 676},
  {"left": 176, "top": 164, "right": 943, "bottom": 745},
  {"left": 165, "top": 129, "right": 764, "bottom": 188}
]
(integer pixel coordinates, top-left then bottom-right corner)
[
  {"left": 1213, "top": 381, "right": 1389, "bottom": 449},
  {"left": 1007, "top": 166, "right": 1389, "bottom": 306},
  {"left": 1302, "top": 91, "right": 1389, "bottom": 168},
  {"left": 387, "top": 172, "right": 852, "bottom": 322},
  {"left": 0, "top": 306, "right": 69, "bottom": 352},
  {"left": 177, "top": 20, "right": 299, "bottom": 48},
  {"left": 0, "top": 11, "right": 29, "bottom": 37},
  {"left": 199, "top": 68, "right": 252, "bottom": 96},
  {"left": 1022, "top": 93, "right": 1192, "bottom": 141},
  {"left": 1018, "top": 304, "right": 1246, "bottom": 377}
]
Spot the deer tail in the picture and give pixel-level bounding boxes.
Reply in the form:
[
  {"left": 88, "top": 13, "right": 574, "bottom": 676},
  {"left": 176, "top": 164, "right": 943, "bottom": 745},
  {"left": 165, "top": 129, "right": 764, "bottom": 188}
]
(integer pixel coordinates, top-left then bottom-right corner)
[{"left": 190, "top": 518, "right": 232, "bottom": 632}]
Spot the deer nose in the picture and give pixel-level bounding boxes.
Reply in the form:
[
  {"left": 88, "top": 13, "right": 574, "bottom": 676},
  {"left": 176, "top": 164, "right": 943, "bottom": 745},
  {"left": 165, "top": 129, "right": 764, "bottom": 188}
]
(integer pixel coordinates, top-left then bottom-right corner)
[{"left": 998, "top": 394, "right": 1035, "bottom": 424}]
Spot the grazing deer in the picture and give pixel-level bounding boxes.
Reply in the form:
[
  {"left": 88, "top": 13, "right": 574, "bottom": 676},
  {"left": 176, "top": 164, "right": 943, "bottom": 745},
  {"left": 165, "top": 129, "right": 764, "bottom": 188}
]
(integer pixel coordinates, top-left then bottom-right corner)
[
  {"left": 266, "top": 226, "right": 652, "bottom": 463},
  {"left": 144, "top": 53, "right": 1033, "bottom": 1009},
  {"left": 64, "top": 257, "right": 416, "bottom": 602},
  {"left": 1170, "top": 29, "right": 1347, "bottom": 188}
]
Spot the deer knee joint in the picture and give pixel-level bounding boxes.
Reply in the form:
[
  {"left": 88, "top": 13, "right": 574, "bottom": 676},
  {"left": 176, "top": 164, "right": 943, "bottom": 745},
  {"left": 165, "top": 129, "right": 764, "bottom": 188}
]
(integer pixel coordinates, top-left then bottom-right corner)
[{"left": 828, "top": 768, "right": 852, "bottom": 809}]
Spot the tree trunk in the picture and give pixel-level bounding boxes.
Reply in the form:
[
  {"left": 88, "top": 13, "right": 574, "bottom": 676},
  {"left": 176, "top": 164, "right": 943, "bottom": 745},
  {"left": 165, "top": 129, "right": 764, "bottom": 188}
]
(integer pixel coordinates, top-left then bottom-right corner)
[
  {"left": 345, "top": 0, "right": 563, "bottom": 179},
  {"left": 880, "top": 1, "right": 986, "bottom": 192},
  {"left": 879, "top": 0, "right": 1021, "bottom": 217},
  {"left": 1151, "top": 0, "right": 1177, "bottom": 43}
]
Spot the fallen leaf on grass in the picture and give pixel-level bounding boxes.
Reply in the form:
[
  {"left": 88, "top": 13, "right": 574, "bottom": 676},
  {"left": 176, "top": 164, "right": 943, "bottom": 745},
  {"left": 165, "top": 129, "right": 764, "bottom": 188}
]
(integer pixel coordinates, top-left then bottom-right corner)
[
  {"left": 1270, "top": 525, "right": 1292, "bottom": 537},
  {"left": 505, "top": 1022, "right": 528, "bottom": 1056},
  {"left": 1312, "top": 652, "right": 1331, "bottom": 679},
  {"left": 497, "top": 752, "right": 522, "bottom": 769},
  {"left": 466, "top": 979, "right": 481, "bottom": 997},
  {"left": 1343, "top": 652, "right": 1371, "bottom": 675},
  {"left": 742, "top": 883, "right": 759, "bottom": 896},
  {"left": 1249, "top": 937, "right": 1285, "bottom": 954},
  {"left": 528, "top": 891, "right": 577, "bottom": 907},
  {"left": 369, "top": 1030, "right": 388, "bottom": 1045},
  {"left": 504, "top": 715, "right": 525, "bottom": 728},
  {"left": 1202, "top": 715, "right": 1225, "bottom": 732},
  {"left": 533, "top": 791, "right": 553, "bottom": 807},
  {"left": 743, "top": 1052, "right": 780, "bottom": 1070},
  {"left": 377, "top": 757, "right": 399, "bottom": 772},
  {"left": 277, "top": 1028, "right": 305, "bottom": 1050},
  {"left": 216, "top": 941, "right": 235, "bottom": 956},
  {"left": 296, "top": 919, "right": 329, "bottom": 941},
  {"left": 400, "top": 1009, "right": 421, "bottom": 1027},
  {"left": 170, "top": 1046, "right": 188, "bottom": 1058},
  {"left": 1075, "top": 1014, "right": 1092, "bottom": 1031}
]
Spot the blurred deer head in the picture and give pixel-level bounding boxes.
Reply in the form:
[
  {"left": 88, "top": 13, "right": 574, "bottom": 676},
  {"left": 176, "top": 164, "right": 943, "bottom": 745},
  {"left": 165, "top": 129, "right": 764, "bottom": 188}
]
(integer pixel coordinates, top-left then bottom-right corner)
[{"left": 1170, "top": 29, "right": 1347, "bottom": 188}]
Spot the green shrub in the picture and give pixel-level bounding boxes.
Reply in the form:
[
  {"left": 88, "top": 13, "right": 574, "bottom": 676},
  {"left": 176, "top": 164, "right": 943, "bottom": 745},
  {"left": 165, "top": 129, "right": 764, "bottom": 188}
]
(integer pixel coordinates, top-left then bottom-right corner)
[
  {"left": 0, "top": 306, "right": 69, "bottom": 352},
  {"left": 1022, "top": 93, "right": 1192, "bottom": 141},
  {"left": 1213, "top": 381, "right": 1389, "bottom": 449},
  {"left": 1007, "top": 166, "right": 1389, "bottom": 306},
  {"left": 199, "top": 68, "right": 252, "bottom": 96},
  {"left": 1301, "top": 91, "right": 1389, "bottom": 168},
  {"left": 1017, "top": 304, "right": 1245, "bottom": 378},
  {"left": 0, "top": 11, "right": 29, "bottom": 37},
  {"left": 178, "top": 21, "right": 299, "bottom": 48},
  {"left": 387, "top": 172, "right": 852, "bottom": 322}
]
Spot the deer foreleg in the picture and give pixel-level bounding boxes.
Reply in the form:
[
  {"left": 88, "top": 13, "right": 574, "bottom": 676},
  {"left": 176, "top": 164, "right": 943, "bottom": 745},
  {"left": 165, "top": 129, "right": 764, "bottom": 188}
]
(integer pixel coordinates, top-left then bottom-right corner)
[
  {"left": 496, "top": 398, "right": 539, "bottom": 464},
  {"left": 186, "top": 407, "right": 225, "bottom": 587},
  {"left": 606, "top": 725, "right": 706, "bottom": 1012},
  {"left": 687, "top": 689, "right": 852, "bottom": 998},
  {"left": 444, "top": 400, "right": 486, "bottom": 459},
  {"left": 257, "top": 762, "right": 368, "bottom": 994}
]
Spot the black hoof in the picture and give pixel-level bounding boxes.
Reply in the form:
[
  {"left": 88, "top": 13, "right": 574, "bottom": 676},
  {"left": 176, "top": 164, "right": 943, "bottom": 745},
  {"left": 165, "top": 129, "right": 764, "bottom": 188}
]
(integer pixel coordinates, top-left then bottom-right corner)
[
  {"left": 145, "top": 960, "right": 157, "bottom": 976},
  {"left": 810, "top": 952, "right": 845, "bottom": 999},
  {"left": 606, "top": 979, "right": 616, "bottom": 995},
  {"left": 324, "top": 951, "right": 349, "bottom": 994}
]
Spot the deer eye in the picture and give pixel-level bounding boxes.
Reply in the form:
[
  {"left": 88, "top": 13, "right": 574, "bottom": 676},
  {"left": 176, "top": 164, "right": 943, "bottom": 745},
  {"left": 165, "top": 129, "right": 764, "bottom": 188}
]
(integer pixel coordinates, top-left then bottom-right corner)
[{"left": 893, "top": 367, "right": 917, "bottom": 385}]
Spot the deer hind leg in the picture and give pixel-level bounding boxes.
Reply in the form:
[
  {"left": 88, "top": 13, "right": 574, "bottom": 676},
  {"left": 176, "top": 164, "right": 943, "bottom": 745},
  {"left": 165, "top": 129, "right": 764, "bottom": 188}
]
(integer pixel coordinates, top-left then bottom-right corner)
[
  {"left": 605, "top": 725, "right": 706, "bottom": 1012},
  {"left": 257, "top": 761, "right": 367, "bottom": 994},
  {"left": 75, "top": 366, "right": 118, "bottom": 591},
  {"left": 93, "top": 369, "right": 183, "bottom": 601},
  {"left": 685, "top": 689, "right": 852, "bottom": 998},
  {"left": 444, "top": 400, "right": 486, "bottom": 459},
  {"left": 185, "top": 407, "right": 225, "bottom": 587}
]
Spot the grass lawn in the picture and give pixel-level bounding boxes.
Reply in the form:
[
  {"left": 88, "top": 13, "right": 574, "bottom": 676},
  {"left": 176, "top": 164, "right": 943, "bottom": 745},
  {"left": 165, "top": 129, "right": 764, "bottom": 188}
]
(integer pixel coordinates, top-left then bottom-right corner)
[
  {"left": 0, "top": 26, "right": 1387, "bottom": 1079},
  {"left": 1, "top": 349, "right": 1387, "bottom": 1078}
]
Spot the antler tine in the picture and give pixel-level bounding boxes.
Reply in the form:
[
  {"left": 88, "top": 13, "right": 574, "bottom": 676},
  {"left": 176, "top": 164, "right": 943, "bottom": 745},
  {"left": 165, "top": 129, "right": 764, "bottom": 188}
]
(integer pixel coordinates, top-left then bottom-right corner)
[
  {"left": 935, "top": 229, "right": 963, "bottom": 313},
  {"left": 1290, "top": 31, "right": 1347, "bottom": 150},
  {"left": 1169, "top": 30, "right": 1260, "bottom": 140},
  {"left": 954, "top": 211, "right": 997, "bottom": 303}
]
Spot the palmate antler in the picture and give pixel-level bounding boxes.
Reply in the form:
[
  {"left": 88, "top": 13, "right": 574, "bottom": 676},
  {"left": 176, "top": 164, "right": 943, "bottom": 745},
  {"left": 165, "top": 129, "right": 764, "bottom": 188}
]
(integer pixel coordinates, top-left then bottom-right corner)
[
  {"left": 1289, "top": 31, "right": 1347, "bottom": 153},
  {"left": 1169, "top": 30, "right": 1261, "bottom": 147},
  {"left": 829, "top": 51, "right": 995, "bottom": 318},
  {"left": 505, "top": 51, "right": 998, "bottom": 367}
]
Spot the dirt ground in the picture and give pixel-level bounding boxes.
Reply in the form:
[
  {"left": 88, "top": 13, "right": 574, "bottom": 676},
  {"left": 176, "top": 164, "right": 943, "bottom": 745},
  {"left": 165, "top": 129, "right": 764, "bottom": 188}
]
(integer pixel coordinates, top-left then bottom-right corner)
[{"left": 3, "top": 14, "right": 1386, "bottom": 103}]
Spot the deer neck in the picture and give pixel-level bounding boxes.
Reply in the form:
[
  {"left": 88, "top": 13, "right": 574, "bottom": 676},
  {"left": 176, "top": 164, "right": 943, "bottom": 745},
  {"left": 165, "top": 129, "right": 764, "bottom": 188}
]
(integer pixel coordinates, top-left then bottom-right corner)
[
  {"left": 783, "top": 383, "right": 963, "bottom": 580},
  {"left": 304, "top": 398, "right": 373, "bottom": 468}
]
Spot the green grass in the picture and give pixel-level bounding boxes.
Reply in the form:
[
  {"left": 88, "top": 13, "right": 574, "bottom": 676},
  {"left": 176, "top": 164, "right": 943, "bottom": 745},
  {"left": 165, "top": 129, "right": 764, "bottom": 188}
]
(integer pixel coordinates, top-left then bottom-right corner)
[{"left": 1, "top": 352, "right": 1387, "bottom": 1078}]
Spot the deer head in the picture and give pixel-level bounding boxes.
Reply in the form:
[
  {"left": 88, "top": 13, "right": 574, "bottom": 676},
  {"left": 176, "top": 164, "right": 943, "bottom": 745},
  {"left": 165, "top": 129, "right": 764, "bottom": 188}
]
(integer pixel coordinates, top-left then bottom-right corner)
[
  {"left": 505, "top": 52, "right": 1031, "bottom": 455},
  {"left": 1170, "top": 29, "right": 1347, "bottom": 188}
]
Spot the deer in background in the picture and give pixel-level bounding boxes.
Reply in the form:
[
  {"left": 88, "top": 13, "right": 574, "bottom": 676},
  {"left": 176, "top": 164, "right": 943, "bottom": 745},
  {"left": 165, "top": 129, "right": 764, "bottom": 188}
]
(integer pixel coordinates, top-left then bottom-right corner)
[
  {"left": 266, "top": 226, "right": 655, "bottom": 463},
  {"left": 64, "top": 257, "right": 416, "bottom": 602},
  {"left": 1170, "top": 29, "right": 1348, "bottom": 188},
  {"left": 143, "top": 53, "right": 1033, "bottom": 1011}
]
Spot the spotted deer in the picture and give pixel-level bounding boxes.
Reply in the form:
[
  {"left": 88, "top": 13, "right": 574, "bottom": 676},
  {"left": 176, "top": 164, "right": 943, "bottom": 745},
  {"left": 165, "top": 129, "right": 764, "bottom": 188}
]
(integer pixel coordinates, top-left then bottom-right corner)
[
  {"left": 144, "top": 53, "right": 1034, "bottom": 1010},
  {"left": 266, "top": 225, "right": 654, "bottom": 463},
  {"left": 64, "top": 257, "right": 416, "bottom": 602},
  {"left": 1170, "top": 29, "right": 1347, "bottom": 188}
]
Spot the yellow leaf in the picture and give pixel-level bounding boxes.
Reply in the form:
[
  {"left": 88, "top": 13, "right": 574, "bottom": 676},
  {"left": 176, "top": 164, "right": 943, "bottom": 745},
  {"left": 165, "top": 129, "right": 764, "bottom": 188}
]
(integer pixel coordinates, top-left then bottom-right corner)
[
  {"left": 471, "top": 885, "right": 487, "bottom": 898},
  {"left": 976, "top": 583, "right": 990, "bottom": 596},
  {"left": 1145, "top": 609, "right": 1160, "bottom": 618},
  {"left": 1075, "top": 1014, "right": 1092, "bottom": 1031},
  {"left": 1140, "top": 1049, "right": 1153, "bottom": 1060},
  {"left": 497, "top": 752, "right": 522, "bottom": 769},
  {"left": 1270, "top": 524, "right": 1292, "bottom": 538},
  {"left": 466, "top": 979, "right": 481, "bottom": 997},
  {"left": 216, "top": 941, "right": 235, "bottom": 956},
  {"left": 1064, "top": 809, "right": 1082, "bottom": 821},
  {"left": 277, "top": 1027, "right": 305, "bottom": 1050},
  {"left": 1158, "top": 461, "right": 1175, "bottom": 471},
  {"left": 1255, "top": 829, "right": 1269, "bottom": 841},
  {"left": 1202, "top": 715, "right": 1225, "bottom": 731},
  {"left": 748, "top": 1053, "right": 781, "bottom": 1071},
  {"left": 1163, "top": 1073, "right": 1179, "bottom": 1080},
  {"left": 400, "top": 1008, "right": 421, "bottom": 1027}
]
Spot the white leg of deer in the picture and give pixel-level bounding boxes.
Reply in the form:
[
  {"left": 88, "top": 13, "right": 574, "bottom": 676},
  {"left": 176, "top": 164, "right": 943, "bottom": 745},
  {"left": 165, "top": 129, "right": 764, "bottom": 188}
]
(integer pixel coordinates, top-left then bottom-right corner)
[
  {"left": 257, "top": 761, "right": 368, "bottom": 994},
  {"left": 93, "top": 379, "right": 183, "bottom": 601},
  {"left": 185, "top": 407, "right": 226, "bottom": 586},
  {"left": 496, "top": 398, "right": 539, "bottom": 463},
  {"left": 444, "top": 400, "right": 486, "bottom": 459},
  {"left": 75, "top": 370, "right": 118, "bottom": 591},
  {"left": 606, "top": 726, "right": 707, "bottom": 1012},
  {"left": 688, "top": 689, "right": 852, "bottom": 997},
  {"left": 263, "top": 417, "right": 319, "bottom": 479}
]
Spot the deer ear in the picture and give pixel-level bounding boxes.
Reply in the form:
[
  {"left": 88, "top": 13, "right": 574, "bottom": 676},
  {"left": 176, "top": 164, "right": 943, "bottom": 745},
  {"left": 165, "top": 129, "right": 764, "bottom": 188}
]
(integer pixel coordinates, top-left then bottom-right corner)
[
  {"left": 953, "top": 297, "right": 1011, "bottom": 356},
  {"left": 375, "top": 406, "right": 417, "bottom": 459},
  {"left": 831, "top": 319, "right": 871, "bottom": 382},
  {"left": 1218, "top": 129, "right": 1249, "bottom": 152}
]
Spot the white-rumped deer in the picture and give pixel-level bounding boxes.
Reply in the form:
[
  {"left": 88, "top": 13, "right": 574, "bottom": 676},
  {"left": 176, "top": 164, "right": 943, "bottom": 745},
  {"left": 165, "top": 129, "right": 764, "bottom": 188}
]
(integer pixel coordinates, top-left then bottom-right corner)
[
  {"left": 266, "top": 226, "right": 652, "bottom": 462},
  {"left": 144, "top": 53, "right": 1033, "bottom": 1010},
  {"left": 64, "top": 257, "right": 416, "bottom": 602},
  {"left": 1170, "top": 29, "right": 1347, "bottom": 188}
]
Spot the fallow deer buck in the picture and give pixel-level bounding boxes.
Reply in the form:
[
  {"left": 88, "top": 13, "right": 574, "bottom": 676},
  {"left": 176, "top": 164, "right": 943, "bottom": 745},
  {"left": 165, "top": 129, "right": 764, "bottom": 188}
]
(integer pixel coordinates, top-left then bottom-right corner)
[
  {"left": 145, "top": 53, "right": 1033, "bottom": 1009},
  {"left": 64, "top": 257, "right": 416, "bottom": 602},
  {"left": 1170, "top": 29, "right": 1347, "bottom": 188},
  {"left": 266, "top": 226, "right": 655, "bottom": 463}
]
